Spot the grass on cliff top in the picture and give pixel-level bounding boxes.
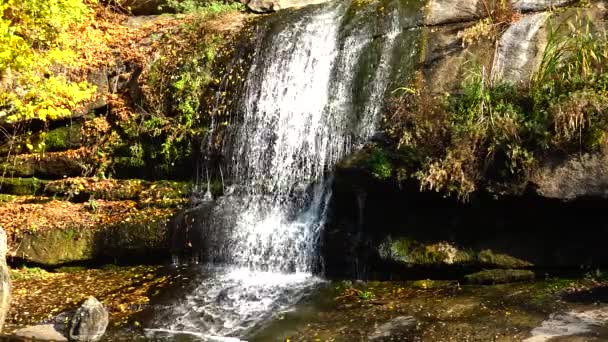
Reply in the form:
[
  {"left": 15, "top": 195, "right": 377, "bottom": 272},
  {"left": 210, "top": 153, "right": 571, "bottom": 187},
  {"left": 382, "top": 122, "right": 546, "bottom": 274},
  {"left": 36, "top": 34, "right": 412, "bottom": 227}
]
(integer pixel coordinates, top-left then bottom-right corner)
[{"left": 389, "top": 14, "right": 608, "bottom": 201}]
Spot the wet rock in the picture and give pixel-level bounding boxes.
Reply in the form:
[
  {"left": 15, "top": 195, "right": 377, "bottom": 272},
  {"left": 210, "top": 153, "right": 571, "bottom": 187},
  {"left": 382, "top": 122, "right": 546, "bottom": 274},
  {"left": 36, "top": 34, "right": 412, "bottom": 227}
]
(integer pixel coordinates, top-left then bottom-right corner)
[
  {"left": 368, "top": 316, "right": 417, "bottom": 340},
  {"left": 0, "top": 228, "right": 9, "bottom": 331},
  {"left": 525, "top": 307, "right": 608, "bottom": 342},
  {"left": 464, "top": 269, "right": 535, "bottom": 285},
  {"left": 12, "top": 324, "right": 68, "bottom": 341},
  {"left": 69, "top": 296, "right": 109, "bottom": 342},
  {"left": 243, "top": 0, "right": 330, "bottom": 13}
]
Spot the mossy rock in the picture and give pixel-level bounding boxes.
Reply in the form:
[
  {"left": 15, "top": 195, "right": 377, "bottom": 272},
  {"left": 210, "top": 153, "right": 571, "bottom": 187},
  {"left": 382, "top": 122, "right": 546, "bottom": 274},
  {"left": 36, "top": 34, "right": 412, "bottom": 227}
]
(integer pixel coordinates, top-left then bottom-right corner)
[
  {"left": 0, "top": 177, "right": 48, "bottom": 196},
  {"left": 40, "top": 124, "right": 83, "bottom": 152},
  {"left": 0, "top": 150, "right": 87, "bottom": 179},
  {"left": 477, "top": 249, "right": 533, "bottom": 269},
  {"left": 378, "top": 238, "right": 474, "bottom": 265},
  {"left": 11, "top": 208, "right": 173, "bottom": 266},
  {"left": 464, "top": 269, "right": 535, "bottom": 285},
  {"left": 44, "top": 178, "right": 191, "bottom": 202}
]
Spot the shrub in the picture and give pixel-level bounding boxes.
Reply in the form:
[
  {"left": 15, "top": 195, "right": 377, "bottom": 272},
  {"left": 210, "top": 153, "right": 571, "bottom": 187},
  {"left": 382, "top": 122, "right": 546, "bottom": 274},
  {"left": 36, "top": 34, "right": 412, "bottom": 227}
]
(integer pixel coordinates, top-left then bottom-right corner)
[{"left": 0, "top": 0, "right": 96, "bottom": 123}]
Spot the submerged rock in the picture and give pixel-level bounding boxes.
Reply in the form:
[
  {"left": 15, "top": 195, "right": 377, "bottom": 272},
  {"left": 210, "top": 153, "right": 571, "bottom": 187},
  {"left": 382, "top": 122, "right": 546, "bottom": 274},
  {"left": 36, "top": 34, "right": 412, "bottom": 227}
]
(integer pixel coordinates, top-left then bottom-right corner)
[
  {"left": 368, "top": 316, "right": 417, "bottom": 340},
  {"left": 464, "top": 269, "right": 535, "bottom": 284},
  {"left": 12, "top": 324, "right": 67, "bottom": 341},
  {"left": 69, "top": 297, "right": 109, "bottom": 342}
]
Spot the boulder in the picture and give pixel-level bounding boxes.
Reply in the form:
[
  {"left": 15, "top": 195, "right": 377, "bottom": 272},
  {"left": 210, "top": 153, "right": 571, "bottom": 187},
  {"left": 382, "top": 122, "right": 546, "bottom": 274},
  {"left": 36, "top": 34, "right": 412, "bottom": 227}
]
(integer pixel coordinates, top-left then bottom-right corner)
[
  {"left": 368, "top": 316, "right": 417, "bottom": 340},
  {"left": 12, "top": 324, "right": 67, "bottom": 341},
  {"left": 0, "top": 228, "right": 9, "bottom": 332},
  {"left": 69, "top": 297, "right": 109, "bottom": 342}
]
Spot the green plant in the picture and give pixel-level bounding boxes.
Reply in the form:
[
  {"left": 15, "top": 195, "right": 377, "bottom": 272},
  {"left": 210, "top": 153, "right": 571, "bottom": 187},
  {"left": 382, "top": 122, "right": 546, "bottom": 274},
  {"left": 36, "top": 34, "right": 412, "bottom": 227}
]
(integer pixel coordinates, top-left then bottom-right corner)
[
  {"left": 161, "top": 0, "right": 245, "bottom": 15},
  {"left": 357, "top": 290, "right": 374, "bottom": 300},
  {"left": 87, "top": 198, "right": 98, "bottom": 212}
]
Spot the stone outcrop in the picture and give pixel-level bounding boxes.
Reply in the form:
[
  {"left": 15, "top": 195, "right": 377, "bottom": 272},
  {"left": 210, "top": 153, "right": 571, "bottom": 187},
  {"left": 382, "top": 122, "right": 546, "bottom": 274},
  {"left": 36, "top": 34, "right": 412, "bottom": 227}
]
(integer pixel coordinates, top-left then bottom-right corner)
[
  {"left": 69, "top": 297, "right": 109, "bottom": 342},
  {"left": 11, "top": 209, "right": 172, "bottom": 266}
]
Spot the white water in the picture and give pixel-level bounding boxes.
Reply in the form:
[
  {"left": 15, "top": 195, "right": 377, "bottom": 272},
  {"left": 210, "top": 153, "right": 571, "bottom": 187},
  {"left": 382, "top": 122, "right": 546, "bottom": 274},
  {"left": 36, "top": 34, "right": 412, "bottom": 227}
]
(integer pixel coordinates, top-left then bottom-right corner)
[{"left": 150, "top": 0, "right": 409, "bottom": 338}]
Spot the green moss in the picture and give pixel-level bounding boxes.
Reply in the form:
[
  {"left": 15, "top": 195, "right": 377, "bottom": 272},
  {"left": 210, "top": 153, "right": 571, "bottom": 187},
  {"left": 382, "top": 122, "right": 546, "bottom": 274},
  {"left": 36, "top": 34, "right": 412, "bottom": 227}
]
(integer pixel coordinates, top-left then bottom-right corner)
[
  {"left": 369, "top": 147, "right": 392, "bottom": 180},
  {"left": 10, "top": 266, "right": 49, "bottom": 281},
  {"left": 464, "top": 269, "right": 535, "bottom": 285},
  {"left": 0, "top": 194, "right": 18, "bottom": 202}
]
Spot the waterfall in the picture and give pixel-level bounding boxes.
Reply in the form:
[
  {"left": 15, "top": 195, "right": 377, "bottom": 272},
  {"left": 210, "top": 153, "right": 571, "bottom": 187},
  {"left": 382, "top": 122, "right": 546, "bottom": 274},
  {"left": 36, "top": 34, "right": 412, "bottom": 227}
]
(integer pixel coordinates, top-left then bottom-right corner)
[{"left": 149, "top": 0, "right": 422, "bottom": 339}]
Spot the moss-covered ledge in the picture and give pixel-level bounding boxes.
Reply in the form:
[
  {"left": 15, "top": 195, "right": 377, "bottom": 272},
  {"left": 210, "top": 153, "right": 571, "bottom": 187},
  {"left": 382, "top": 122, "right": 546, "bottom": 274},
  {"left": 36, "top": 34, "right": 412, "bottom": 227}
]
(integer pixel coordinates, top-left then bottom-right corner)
[{"left": 1, "top": 197, "right": 184, "bottom": 266}]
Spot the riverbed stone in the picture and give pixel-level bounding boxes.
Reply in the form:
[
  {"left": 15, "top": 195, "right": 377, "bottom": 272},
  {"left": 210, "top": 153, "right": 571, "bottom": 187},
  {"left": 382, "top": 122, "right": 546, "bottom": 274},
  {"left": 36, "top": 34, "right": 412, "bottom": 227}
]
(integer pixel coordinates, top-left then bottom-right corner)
[
  {"left": 368, "top": 316, "right": 417, "bottom": 340},
  {"left": 12, "top": 324, "right": 68, "bottom": 341},
  {"left": 69, "top": 296, "right": 109, "bottom": 342}
]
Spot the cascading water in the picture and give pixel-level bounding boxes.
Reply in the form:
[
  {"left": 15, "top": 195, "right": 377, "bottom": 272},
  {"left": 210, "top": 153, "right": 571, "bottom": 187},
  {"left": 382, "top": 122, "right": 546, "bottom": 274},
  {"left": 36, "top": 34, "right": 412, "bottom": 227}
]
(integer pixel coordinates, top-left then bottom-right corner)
[{"left": 148, "top": 0, "right": 422, "bottom": 339}]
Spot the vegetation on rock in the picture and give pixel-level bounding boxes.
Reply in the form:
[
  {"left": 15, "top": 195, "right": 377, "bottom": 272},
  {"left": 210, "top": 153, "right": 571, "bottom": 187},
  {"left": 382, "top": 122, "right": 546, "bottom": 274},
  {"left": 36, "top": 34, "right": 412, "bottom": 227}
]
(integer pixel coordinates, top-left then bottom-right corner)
[{"left": 389, "top": 13, "right": 608, "bottom": 200}]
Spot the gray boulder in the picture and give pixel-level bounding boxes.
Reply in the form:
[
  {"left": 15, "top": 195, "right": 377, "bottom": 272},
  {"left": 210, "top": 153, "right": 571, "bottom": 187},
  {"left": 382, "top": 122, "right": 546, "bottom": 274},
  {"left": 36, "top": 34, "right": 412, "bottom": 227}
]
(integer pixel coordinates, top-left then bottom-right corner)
[
  {"left": 68, "top": 297, "right": 109, "bottom": 342},
  {"left": 13, "top": 324, "right": 68, "bottom": 341},
  {"left": 0, "top": 228, "right": 10, "bottom": 332}
]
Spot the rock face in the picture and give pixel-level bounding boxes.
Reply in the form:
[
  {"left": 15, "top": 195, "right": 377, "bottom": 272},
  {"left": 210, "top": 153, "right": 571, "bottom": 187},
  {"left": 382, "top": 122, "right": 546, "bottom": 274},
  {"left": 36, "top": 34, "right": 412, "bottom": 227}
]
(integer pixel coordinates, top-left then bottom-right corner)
[
  {"left": 12, "top": 324, "right": 67, "bottom": 341},
  {"left": 368, "top": 316, "right": 417, "bottom": 340},
  {"left": 0, "top": 228, "right": 10, "bottom": 332},
  {"left": 321, "top": 167, "right": 608, "bottom": 280},
  {"left": 69, "top": 297, "right": 109, "bottom": 342},
  {"left": 491, "top": 12, "right": 549, "bottom": 84},
  {"left": 532, "top": 151, "right": 608, "bottom": 200}
]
